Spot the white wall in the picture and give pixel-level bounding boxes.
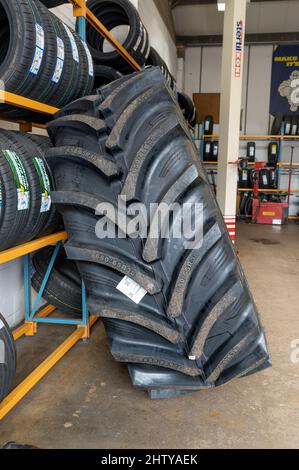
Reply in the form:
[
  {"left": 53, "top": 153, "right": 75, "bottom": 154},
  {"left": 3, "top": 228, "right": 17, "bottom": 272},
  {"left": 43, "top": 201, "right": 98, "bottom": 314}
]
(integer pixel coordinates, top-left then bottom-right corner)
[
  {"left": 138, "top": 0, "right": 177, "bottom": 76},
  {"left": 185, "top": 44, "right": 299, "bottom": 216}
]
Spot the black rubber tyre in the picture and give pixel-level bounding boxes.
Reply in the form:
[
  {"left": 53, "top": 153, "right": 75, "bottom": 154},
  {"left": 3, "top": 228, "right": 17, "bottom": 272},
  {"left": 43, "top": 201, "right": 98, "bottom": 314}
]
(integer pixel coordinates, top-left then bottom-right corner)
[
  {"left": 32, "top": 246, "right": 82, "bottom": 316},
  {"left": 0, "top": 130, "right": 58, "bottom": 250},
  {"left": 177, "top": 91, "right": 197, "bottom": 128},
  {"left": 93, "top": 65, "right": 122, "bottom": 91},
  {"left": 146, "top": 48, "right": 176, "bottom": 91},
  {"left": 18, "top": 131, "right": 62, "bottom": 237},
  {"left": 47, "top": 68, "right": 270, "bottom": 396},
  {"left": 271, "top": 114, "right": 283, "bottom": 135},
  {"left": 85, "top": 0, "right": 149, "bottom": 73},
  {"left": 0, "top": 312, "right": 17, "bottom": 403},
  {"left": 0, "top": 0, "right": 94, "bottom": 121}
]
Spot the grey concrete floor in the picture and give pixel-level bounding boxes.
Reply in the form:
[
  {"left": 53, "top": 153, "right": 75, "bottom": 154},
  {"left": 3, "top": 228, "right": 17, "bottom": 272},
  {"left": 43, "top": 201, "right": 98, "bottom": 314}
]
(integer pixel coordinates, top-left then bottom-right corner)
[{"left": 0, "top": 222, "right": 299, "bottom": 449}]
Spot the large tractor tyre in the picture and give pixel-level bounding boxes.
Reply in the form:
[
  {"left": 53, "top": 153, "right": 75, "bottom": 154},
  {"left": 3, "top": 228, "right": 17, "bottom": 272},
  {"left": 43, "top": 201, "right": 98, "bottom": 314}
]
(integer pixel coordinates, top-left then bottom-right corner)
[
  {"left": 32, "top": 246, "right": 82, "bottom": 316},
  {"left": 146, "top": 48, "right": 176, "bottom": 91},
  {"left": 85, "top": 0, "right": 149, "bottom": 73},
  {"left": 0, "top": 312, "right": 17, "bottom": 403},
  {"left": 47, "top": 67, "right": 270, "bottom": 395},
  {"left": 93, "top": 65, "right": 123, "bottom": 92}
]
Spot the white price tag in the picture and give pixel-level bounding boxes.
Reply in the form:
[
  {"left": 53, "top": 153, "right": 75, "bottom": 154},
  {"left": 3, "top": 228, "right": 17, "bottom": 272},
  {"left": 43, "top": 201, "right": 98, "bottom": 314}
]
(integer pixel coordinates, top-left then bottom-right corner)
[
  {"left": 273, "top": 219, "right": 282, "bottom": 225},
  {"left": 116, "top": 276, "right": 147, "bottom": 305},
  {"left": 17, "top": 189, "right": 29, "bottom": 211}
]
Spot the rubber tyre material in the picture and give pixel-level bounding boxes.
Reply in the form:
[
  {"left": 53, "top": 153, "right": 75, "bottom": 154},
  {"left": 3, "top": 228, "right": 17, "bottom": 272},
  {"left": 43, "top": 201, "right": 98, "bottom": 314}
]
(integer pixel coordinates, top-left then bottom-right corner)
[
  {"left": 0, "top": 312, "right": 16, "bottom": 403},
  {"left": 47, "top": 67, "right": 271, "bottom": 395}
]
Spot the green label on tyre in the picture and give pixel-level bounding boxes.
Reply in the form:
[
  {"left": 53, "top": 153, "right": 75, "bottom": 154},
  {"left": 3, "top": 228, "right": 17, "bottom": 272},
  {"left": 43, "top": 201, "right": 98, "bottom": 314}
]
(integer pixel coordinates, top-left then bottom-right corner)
[
  {"left": 33, "top": 157, "right": 52, "bottom": 213},
  {"left": 2, "top": 150, "right": 30, "bottom": 211}
]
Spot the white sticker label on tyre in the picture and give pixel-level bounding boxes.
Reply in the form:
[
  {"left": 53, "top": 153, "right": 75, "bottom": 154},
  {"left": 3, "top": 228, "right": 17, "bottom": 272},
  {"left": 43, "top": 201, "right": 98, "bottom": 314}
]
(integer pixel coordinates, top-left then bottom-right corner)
[
  {"left": 36, "top": 23, "right": 45, "bottom": 49},
  {"left": 262, "top": 175, "right": 268, "bottom": 185},
  {"left": 51, "top": 38, "right": 65, "bottom": 83},
  {"left": 0, "top": 339, "right": 5, "bottom": 364},
  {"left": 52, "top": 58, "right": 64, "bottom": 83},
  {"left": 33, "top": 157, "right": 52, "bottom": 213},
  {"left": 30, "top": 24, "right": 45, "bottom": 75},
  {"left": 2, "top": 149, "right": 30, "bottom": 211},
  {"left": 63, "top": 24, "right": 79, "bottom": 63},
  {"left": 116, "top": 276, "right": 147, "bottom": 305},
  {"left": 30, "top": 47, "right": 44, "bottom": 75},
  {"left": 82, "top": 41, "right": 94, "bottom": 77},
  {"left": 41, "top": 194, "right": 51, "bottom": 213},
  {"left": 17, "top": 189, "right": 29, "bottom": 211},
  {"left": 57, "top": 37, "right": 65, "bottom": 61}
]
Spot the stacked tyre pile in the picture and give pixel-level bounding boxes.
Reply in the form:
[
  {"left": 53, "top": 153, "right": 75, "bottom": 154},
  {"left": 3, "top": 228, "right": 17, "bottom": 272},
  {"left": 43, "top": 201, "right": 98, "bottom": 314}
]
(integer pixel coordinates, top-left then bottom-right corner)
[
  {"left": 46, "top": 67, "right": 270, "bottom": 398},
  {"left": 0, "top": 313, "right": 16, "bottom": 403},
  {"left": 32, "top": 246, "right": 83, "bottom": 317},
  {"left": 146, "top": 47, "right": 176, "bottom": 91},
  {"left": 0, "top": 0, "right": 94, "bottom": 122},
  {"left": 0, "top": 130, "right": 59, "bottom": 251},
  {"left": 177, "top": 91, "right": 197, "bottom": 128},
  {"left": 85, "top": 0, "right": 150, "bottom": 74}
]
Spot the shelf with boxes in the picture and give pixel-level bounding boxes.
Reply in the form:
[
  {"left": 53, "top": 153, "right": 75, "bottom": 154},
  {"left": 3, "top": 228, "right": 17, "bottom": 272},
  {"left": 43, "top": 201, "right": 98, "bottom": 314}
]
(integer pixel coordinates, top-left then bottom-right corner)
[{"left": 197, "top": 120, "right": 299, "bottom": 221}]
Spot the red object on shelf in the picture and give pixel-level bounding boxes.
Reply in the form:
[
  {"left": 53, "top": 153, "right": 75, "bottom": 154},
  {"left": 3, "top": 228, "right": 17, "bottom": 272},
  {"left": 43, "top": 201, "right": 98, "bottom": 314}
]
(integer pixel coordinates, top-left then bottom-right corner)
[{"left": 252, "top": 199, "right": 289, "bottom": 225}]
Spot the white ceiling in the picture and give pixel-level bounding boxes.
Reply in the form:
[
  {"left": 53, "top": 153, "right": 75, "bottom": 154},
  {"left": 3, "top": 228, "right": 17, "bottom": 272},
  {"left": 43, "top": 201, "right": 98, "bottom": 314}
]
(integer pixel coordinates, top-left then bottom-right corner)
[{"left": 173, "top": 1, "right": 299, "bottom": 36}]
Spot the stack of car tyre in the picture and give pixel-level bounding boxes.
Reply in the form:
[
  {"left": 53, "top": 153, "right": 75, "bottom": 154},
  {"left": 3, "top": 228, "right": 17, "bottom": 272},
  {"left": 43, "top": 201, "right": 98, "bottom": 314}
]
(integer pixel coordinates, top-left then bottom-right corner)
[
  {"left": 46, "top": 67, "right": 270, "bottom": 399},
  {"left": 32, "top": 246, "right": 83, "bottom": 316},
  {"left": 146, "top": 47, "right": 176, "bottom": 91},
  {"left": 84, "top": 0, "right": 150, "bottom": 74},
  {"left": 0, "top": 313, "right": 16, "bottom": 403},
  {"left": 177, "top": 91, "right": 197, "bottom": 128},
  {"left": 0, "top": 0, "right": 94, "bottom": 122},
  {"left": 0, "top": 130, "right": 59, "bottom": 251}
]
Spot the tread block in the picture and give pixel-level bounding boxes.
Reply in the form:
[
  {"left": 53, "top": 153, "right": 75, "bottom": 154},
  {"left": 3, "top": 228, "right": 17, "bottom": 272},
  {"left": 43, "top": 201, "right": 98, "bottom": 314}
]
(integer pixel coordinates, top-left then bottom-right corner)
[
  {"left": 120, "top": 114, "right": 181, "bottom": 201},
  {"left": 143, "top": 165, "right": 199, "bottom": 263},
  {"left": 189, "top": 282, "right": 243, "bottom": 359},
  {"left": 47, "top": 114, "right": 106, "bottom": 143},
  {"left": 46, "top": 146, "right": 118, "bottom": 178},
  {"left": 167, "top": 223, "right": 223, "bottom": 317},
  {"left": 65, "top": 244, "right": 162, "bottom": 295},
  {"left": 94, "top": 307, "right": 182, "bottom": 344}
]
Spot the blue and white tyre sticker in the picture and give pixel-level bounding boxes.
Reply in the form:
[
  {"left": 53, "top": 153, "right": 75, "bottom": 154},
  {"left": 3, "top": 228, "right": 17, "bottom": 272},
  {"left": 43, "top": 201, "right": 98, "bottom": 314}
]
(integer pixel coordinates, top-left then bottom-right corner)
[
  {"left": 63, "top": 24, "right": 79, "bottom": 64},
  {"left": 30, "top": 24, "right": 45, "bottom": 75},
  {"left": 52, "top": 37, "right": 65, "bottom": 83},
  {"left": 82, "top": 41, "right": 94, "bottom": 77}
]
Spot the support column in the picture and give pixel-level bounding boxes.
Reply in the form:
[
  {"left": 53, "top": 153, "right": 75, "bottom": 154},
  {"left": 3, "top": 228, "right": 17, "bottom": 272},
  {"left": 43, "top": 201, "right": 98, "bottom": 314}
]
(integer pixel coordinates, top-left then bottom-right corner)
[{"left": 217, "top": 0, "right": 248, "bottom": 243}]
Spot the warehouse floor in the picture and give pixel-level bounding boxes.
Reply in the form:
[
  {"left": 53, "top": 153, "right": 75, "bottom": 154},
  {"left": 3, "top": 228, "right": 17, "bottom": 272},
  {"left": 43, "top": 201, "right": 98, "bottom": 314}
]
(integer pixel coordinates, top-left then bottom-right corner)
[{"left": 0, "top": 222, "right": 299, "bottom": 449}]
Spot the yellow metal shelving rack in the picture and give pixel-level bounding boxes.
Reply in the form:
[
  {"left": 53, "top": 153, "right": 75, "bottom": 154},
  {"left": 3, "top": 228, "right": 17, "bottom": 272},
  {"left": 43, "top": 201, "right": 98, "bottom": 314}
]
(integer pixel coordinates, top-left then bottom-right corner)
[{"left": 0, "top": 0, "right": 142, "bottom": 420}]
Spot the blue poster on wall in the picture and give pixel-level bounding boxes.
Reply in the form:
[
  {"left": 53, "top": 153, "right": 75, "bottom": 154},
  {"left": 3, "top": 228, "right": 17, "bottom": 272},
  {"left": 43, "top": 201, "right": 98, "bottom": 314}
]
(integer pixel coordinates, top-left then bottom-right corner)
[{"left": 270, "top": 45, "right": 299, "bottom": 116}]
